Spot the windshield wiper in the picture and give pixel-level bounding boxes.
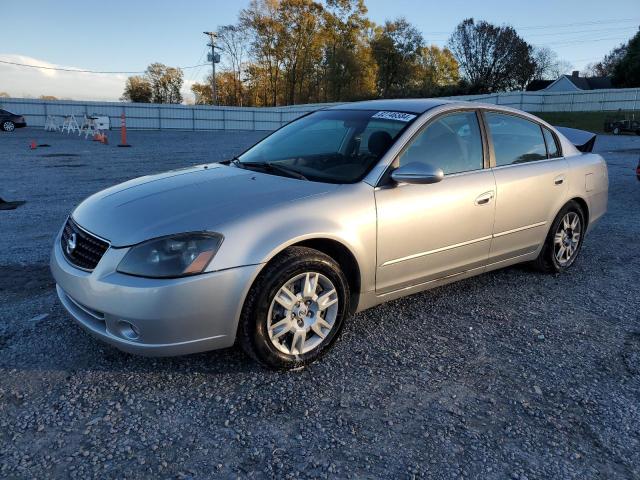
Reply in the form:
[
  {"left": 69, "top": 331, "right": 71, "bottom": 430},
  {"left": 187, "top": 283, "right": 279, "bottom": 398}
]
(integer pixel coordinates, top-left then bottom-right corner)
[{"left": 233, "top": 160, "right": 308, "bottom": 181}]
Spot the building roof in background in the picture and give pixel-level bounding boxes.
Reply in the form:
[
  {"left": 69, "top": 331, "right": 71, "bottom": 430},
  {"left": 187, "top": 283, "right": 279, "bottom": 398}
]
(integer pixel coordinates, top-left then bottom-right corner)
[
  {"left": 574, "top": 76, "right": 613, "bottom": 90},
  {"left": 546, "top": 71, "right": 613, "bottom": 91},
  {"left": 526, "top": 80, "right": 554, "bottom": 91}
]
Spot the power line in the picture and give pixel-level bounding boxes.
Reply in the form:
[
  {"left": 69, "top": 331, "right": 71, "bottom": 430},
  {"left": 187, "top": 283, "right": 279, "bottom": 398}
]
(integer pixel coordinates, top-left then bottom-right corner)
[
  {"left": 186, "top": 46, "right": 209, "bottom": 84},
  {"left": 533, "top": 27, "right": 635, "bottom": 37},
  {"left": 537, "top": 35, "right": 632, "bottom": 47},
  {"left": 509, "top": 18, "right": 639, "bottom": 31},
  {"left": 426, "top": 27, "right": 637, "bottom": 45},
  {"left": 423, "top": 18, "right": 640, "bottom": 36},
  {"left": 0, "top": 59, "right": 210, "bottom": 74}
]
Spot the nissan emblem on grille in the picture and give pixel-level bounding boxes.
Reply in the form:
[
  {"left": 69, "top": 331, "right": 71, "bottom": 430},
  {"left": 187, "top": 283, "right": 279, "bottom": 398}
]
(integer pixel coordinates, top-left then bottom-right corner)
[
  {"left": 61, "top": 218, "right": 110, "bottom": 270},
  {"left": 66, "top": 232, "right": 77, "bottom": 255}
]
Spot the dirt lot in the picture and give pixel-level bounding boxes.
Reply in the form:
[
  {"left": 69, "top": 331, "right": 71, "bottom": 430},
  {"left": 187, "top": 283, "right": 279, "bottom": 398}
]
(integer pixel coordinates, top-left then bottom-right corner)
[{"left": 1, "top": 128, "right": 639, "bottom": 479}]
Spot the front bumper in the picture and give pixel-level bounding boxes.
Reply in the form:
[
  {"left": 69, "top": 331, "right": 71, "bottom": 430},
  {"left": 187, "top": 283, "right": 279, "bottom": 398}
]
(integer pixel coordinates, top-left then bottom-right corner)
[{"left": 50, "top": 232, "right": 262, "bottom": 356}]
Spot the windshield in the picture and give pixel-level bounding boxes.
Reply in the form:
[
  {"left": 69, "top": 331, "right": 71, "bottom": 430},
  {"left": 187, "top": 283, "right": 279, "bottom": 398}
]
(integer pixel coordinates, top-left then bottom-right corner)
[{"left": 237, "top": 109, "right": 417, "bottom": 183}]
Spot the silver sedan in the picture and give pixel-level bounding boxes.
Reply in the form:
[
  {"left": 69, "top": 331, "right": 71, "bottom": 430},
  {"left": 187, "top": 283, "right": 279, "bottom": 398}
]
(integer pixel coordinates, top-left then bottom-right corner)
[{"left": 50, "top": 99, "right": 608, "bottom": 369}]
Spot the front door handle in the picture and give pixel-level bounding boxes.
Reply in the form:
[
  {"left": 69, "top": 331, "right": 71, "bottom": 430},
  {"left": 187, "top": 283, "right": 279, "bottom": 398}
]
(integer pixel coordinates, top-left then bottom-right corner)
[
  {"left": 475, "top": 191, "right": 494, "bottom": 206},
  {"left": 554, "top": 175, "right": 565, "bottom": 185}
]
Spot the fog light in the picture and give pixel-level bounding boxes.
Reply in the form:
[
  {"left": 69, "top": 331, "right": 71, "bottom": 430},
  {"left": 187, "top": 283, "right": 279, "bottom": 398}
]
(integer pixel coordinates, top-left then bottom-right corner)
[{"left": 118, "top": 321, "right": 140, "bottom": 340}]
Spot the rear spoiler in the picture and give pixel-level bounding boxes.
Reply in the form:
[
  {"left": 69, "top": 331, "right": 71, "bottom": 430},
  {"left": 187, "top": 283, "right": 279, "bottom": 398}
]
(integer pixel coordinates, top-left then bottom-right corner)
[{"left": 554, "top": 126, "right": 597, "bottom": 153}]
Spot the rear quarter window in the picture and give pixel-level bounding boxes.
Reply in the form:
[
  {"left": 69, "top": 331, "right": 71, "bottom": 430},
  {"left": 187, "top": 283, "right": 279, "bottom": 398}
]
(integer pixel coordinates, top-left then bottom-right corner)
[{"left": 543, "top": 127, "right": 561, "bottom": 158}]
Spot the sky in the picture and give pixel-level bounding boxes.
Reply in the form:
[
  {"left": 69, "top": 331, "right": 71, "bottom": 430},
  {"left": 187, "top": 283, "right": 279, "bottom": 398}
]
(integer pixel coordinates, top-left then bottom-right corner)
[{"left": 1, "top": 0, "right": 638, "bottom": 101}]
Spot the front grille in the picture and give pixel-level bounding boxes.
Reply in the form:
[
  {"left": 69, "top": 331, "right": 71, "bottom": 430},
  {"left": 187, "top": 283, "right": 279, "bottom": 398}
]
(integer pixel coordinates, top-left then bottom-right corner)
[{"left": 61, "top": 217, "right": 109, "bottom": 270}]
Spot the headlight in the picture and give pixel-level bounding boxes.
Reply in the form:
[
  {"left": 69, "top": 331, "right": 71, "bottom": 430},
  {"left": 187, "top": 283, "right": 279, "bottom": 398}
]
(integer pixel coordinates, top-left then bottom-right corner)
[{"left": 117, "top": 233, "right": 223, "bottom": 278}]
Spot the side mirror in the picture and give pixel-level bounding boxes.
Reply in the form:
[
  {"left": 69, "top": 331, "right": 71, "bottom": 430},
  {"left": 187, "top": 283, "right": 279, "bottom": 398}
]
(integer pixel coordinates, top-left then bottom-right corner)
[{"left": 391, "top": 162, "right": 444, "bottom": 185}]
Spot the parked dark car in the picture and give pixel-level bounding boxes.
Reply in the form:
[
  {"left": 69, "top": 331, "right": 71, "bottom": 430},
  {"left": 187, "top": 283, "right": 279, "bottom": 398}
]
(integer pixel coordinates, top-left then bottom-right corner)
[
  {"left": 0, "top": 109, "right": 27, "bottom": 132},
  {"left": 636, "top": 158, "right": 640, "bottom": 181},
  {"left": 604, "top": 118, "right": 640, "bottom": 135}
]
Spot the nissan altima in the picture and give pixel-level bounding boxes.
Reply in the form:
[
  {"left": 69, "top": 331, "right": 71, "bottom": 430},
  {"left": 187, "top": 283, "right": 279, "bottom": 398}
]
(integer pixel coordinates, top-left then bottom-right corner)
[{"left": 50, "top": 99, "right": 608, "bottom": 369}]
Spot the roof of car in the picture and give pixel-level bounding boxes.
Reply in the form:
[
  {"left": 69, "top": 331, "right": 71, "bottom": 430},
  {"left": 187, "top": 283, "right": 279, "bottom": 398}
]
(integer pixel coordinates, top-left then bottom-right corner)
[{"left": 327, "top": 98, "right": 460, "bottom": 114}]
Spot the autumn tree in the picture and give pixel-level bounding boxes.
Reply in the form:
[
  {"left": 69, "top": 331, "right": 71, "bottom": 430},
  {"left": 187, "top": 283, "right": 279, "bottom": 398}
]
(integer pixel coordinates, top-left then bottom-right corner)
[
  {"left": 188, "top": 6, "right": 574, "bottom": 105},
  {"left": 613, "top": 28, "right": 640, "bottom": 87},
  {"left": 530, "top": 47, "right": 571, "bottom": 80},
  {"left": 321, "top": 0, "right": 376, "bottom": 102},
  {"left": 191, "top": 80, "right": 212, "bottom": 105},
  {"left": 121, "top": 75, "right": 153, "bottom": 103},
  {"left": 415, "top": 45, "right": 459, "bottom": 95},
  {"left": 370, "top": 18, "right": 424, "bottom": 97},
  {"left": 192, "top": 72, "right": 241, "bottom": 105},
  {"left": 216, "top": 24, "right": 250, "bottom": 106},
  {"left": 448, "top": 18, "right": 536, "bottom": 93},
  {"left": 0, "top": 92, "right": 9, "bottom": 98},
  {"left": 277, "top": 0, "right": 324, "bottom": 104},
  {"left": 241, "top": 0, "right": 286, "bottom": 106},
  {"left": 585, "top": 43, "right": 628, "bottom": 77},
  {"left": 121, "top": 65, "right": 182, "bottom": 103},
  {"left": 145, "top": 63, "right": 184, "bottom": 104}
]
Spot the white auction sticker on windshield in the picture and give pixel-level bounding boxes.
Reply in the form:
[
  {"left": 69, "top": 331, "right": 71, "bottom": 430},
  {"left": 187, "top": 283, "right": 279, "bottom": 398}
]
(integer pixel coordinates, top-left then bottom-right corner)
[{"left": 372, "top": 111, "right": 416, "bottom": 122}]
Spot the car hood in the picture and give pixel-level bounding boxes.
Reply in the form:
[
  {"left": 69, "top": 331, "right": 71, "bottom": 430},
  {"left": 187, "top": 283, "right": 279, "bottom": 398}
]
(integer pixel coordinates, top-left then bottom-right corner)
[{"left": 72, "top": 163, "right": 337, "bottom": 247}]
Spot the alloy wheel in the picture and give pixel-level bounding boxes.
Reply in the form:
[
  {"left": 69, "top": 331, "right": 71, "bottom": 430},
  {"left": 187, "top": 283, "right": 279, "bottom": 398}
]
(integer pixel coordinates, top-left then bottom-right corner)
[
  {"left": 3, "top": 121, "right": 15, "bottom": 132},
  {"left": 554, "top": 211, "right": 581, "bottom": 266},
  {"left": 267, "top": 272, "right": 339, "bottom": 355}
]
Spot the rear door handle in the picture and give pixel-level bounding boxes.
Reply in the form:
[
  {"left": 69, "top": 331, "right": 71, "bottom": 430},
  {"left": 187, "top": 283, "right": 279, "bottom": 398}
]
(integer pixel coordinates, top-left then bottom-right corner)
[
  {"left": 554, "top": 175, "right": 565, "bottom": 185},
  {"left": 475, "top": 191, "right": 494, "bottom": 206}
]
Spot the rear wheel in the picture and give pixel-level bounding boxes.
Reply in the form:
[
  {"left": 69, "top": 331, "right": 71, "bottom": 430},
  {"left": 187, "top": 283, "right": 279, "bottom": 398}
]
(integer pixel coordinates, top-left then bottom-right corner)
[
  {"left": 2, "top": 121, "right": 15, "bottom": 132},
  {"left": 533, "top": 201, "right": 585, "bottom": 273},
  {"left": 238, "top": 246, "right": 350, "bottom": 369},
  {"left": 613, "top": 126, "right": 620, "bottom": 135}
]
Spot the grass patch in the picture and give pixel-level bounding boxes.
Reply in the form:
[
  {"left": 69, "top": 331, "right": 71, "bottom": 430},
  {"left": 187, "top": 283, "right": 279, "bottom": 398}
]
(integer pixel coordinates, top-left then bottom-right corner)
[{"left": 536, "top": 111, "right": 639, "bottom": 134}]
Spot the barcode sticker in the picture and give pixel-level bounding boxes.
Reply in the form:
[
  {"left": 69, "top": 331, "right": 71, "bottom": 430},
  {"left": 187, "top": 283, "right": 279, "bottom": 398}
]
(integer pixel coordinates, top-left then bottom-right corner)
[{"left": 371, "top": 111, "right": 417, "bottom": 122}]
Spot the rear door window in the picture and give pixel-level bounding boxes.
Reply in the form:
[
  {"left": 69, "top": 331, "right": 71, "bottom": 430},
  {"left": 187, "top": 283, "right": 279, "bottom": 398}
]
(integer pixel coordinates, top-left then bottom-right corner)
[{"left": 486, "top": 112, "right": 547, "bottom": 166}]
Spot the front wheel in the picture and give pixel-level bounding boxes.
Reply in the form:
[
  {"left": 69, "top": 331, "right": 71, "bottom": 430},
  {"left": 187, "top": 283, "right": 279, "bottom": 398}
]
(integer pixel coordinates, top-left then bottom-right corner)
[
  {"left": 238, "top": 246, "right": 350, "bottom": 369},
  {"left": 533, "top": 201, "right": 585, "bottom": 273},
  {"left": 613, "top": 127, "right": 620, "bottom": 135},
  {"left": 2, "top": 121, "right": 15, "bottom": 132}
]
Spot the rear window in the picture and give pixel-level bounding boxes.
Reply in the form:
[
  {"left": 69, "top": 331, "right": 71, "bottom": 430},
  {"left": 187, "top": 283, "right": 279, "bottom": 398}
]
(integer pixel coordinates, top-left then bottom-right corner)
[{"left": 486, "top": 112, "right": 547, "bottom": 166}]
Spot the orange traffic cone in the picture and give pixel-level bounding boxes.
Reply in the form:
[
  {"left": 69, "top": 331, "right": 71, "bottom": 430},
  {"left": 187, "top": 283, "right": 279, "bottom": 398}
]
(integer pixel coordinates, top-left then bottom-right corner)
[
  {"left": 30, "top": 140, "right": 37, "bottom": 150},
  {"left": 101, "top": 134, "right": 108, "bottom": 145},
  {"left": 93, "top": 133, "right": 101, "bottom": 142}
]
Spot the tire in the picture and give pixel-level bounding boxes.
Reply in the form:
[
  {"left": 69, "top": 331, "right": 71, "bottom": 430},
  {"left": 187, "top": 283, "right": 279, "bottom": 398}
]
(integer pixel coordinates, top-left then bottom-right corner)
[
  {"left": 533, "top": 201, "right": 585, "bottom": 273},
  {"left": 613, "top": 127, "right": 620, "bottom": 135},
  {"left": 2, "top": 121, "right": 15, "bottom": 132},
  {"left": 238, "top": 246, "right": 350, "bottom": 369}
]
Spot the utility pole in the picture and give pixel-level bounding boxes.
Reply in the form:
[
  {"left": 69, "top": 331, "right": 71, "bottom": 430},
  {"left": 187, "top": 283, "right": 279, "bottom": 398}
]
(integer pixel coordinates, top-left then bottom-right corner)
[{"left": 203, "top": 31, "right": 219, "bottom": 105}]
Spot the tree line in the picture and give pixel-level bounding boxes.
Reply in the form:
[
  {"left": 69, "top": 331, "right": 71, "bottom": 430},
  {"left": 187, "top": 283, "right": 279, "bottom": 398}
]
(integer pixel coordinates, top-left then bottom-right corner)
[
  {"left": 583, "top": 28, "right": 640, "bottom": 88},
  {"left": 121, "top": 0, "right": 640, "bottom": 106}
]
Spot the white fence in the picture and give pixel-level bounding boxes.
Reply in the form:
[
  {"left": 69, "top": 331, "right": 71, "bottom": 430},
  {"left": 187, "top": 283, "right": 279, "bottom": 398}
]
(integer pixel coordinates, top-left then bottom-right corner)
[
  {"left": 1, "top": 87, "right": 639, "bottom": 132},
  {"left": 447, "top": 87, "right": 640, "bottom": 112},
  {"left": 0, "top": 98, "right": 334, "bottom": 131}
]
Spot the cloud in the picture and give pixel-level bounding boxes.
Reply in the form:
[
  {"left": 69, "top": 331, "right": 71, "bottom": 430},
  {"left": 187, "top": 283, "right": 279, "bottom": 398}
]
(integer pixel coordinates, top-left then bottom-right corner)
[{"left": 0, "top": 54, "right": 195, "bottom": 102}]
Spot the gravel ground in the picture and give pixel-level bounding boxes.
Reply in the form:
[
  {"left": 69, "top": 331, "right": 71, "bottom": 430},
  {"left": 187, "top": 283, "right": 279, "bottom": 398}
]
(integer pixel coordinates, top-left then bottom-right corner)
[{"left": 1, "top": 128, "right": 639, "bottom": 479}]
